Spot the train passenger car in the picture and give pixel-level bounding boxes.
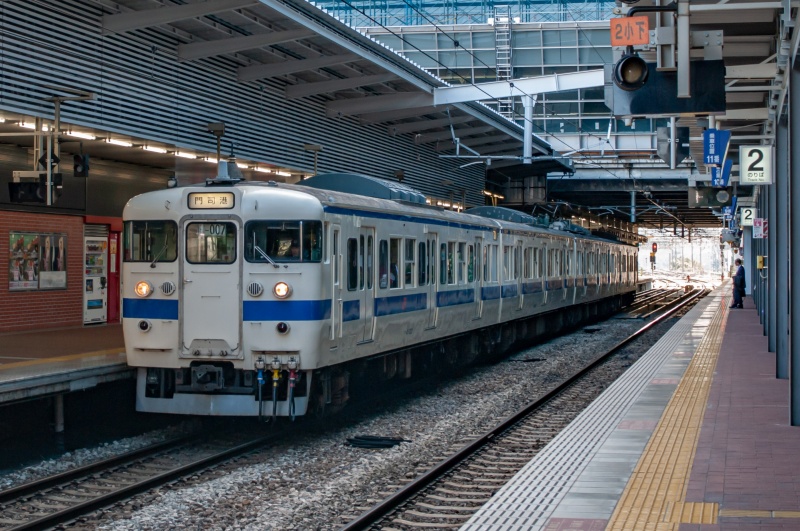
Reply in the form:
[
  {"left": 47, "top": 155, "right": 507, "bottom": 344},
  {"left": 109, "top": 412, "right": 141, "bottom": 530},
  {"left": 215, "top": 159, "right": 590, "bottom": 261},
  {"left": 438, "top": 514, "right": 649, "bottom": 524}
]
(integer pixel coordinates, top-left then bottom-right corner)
[{"left": 122, "top": 172, "right": 636, "bottom": 418}]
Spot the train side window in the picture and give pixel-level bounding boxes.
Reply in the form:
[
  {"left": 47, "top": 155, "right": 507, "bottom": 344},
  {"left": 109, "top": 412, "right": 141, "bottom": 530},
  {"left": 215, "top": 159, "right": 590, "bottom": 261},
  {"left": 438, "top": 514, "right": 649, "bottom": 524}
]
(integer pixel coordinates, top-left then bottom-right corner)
[
  {"left": 490, "top": 244, "right": 498, "bottom": 282},
  {"left": 503, "top": 245, "right": 511, "bottom": 281},
  {"left": 405, "top": 238, "right": 416, "bottom": 287},
  {"left": 428, "top": 237, "right": 436, "bottom": 286},
  {"left": 332, "top": 228, "right": 339, "bottom": 287},
  {"left": 523, "top": 247, "right": 531, "bottom": 279},
  {"left": 447, "top": 242, "right": 456, "bottom": 284},
  {"left": 379, "top": 240, "right": 389, "bottom": 289},
  {"left": 440, "top": 243, "right": 447, "bottom": 285},
  {"left": 366, "top": 235, "right": 373, "bottom": 290},
  {"left": 389, "top": 238, "right": 401, "bottom": 288},
  {"left": 359, "top": 235, "right": 365, "bottom": 290},
  {"left": 467, "top": 244, "right": 474, "bottom": 283},
  {"left": 482, "top": 245, "right": 489, "bottom": 282},
  {"left": 457, "top": 242, "right": 466, "bottom": 284},
  {"left": 347, "top": 238, "right": 357, "bottom": 291},
  {"left": 418, "top": 241, "right": 427, "bottom": 286}
]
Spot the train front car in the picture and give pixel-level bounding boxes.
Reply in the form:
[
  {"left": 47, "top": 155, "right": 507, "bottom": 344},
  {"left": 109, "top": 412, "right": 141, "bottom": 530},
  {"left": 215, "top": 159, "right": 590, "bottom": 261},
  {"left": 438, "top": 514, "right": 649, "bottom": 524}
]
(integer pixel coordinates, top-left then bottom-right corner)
[{"left": 122, "top": 180, "right": 326, "bottom": 418}]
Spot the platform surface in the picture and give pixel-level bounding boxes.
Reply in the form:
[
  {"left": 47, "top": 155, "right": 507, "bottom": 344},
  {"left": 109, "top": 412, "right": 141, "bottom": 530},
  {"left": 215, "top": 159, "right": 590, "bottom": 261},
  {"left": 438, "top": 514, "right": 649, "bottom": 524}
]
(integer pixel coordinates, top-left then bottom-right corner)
[
  {"left": 0, "top": 324, "right": 129, "bottom": 404},
  {"left": 462, "top": 285, "right": 800, "bottom": 530}
]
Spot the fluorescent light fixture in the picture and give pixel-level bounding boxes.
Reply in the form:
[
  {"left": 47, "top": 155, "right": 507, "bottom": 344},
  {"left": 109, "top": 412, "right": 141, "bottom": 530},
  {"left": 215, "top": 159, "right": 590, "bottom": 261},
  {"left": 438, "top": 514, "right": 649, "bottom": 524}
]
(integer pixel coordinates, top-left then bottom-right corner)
[
  {"left": 20, "top": 122, "right": 36, "bottom": 129},
  {"left": 174, "top": 152, "right": 196, "bottom": 159},
  {"left": 202, "top": 157, "right": 218, "bottom": 163},
  {"left": 68, "top": 131, "right": 96, "bottom": 140},
  {"left": 236, "top": 163, "right": 248, "bottom": 169},
  {"left": 106, "top": 139, "right": 133, "bottom": 147},
  {"left": 275, "top": 171, "right": 291, "bottom": 177},
  {"left": 253, "top": 167, "right": 272, "bottom": 173},
  {"left": 143, "top": 145, "right": 167, "bottom": 154}
]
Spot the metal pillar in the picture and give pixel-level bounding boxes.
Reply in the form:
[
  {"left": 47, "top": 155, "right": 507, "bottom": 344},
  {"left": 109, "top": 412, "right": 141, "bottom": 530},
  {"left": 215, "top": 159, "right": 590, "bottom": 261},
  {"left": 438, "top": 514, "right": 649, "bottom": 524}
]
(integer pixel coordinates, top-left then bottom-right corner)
[
  {"left": 776, "top": 117, "right": 788, "bottom": 376},
  {"left": 630, "top": 190, "right": 636, "bottom": 223},
  {"left": 789, "top": 63, "right": 800, "bottom": 424},
  {"left": 54, "top": 394, "right": 65, "bottom": 433},
  {"left": 523, "top": 95, "right": 534, "bottom": 164}
]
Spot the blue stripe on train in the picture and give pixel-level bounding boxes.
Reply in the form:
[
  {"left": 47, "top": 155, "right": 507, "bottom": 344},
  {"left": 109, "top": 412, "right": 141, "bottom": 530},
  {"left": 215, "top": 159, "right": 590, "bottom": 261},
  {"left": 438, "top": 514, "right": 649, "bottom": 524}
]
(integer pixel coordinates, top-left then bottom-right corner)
[
  {"left": 437, "top": 289, "right": 474, "bottom": 307},
  {"left": 376, "top": 293, "right": 428, "bottom": 315},
  {"left": 123, "top": 298, "right": 179, "bottom": 320},
  {"left": 522, "top": 281, "right": 544, "bottom": 294},
  {"left": 243, "top": 300, "right": 331, "bottom": 321},
  {"left": 342, "top": 300, "right": 360, "bottom": 322}
]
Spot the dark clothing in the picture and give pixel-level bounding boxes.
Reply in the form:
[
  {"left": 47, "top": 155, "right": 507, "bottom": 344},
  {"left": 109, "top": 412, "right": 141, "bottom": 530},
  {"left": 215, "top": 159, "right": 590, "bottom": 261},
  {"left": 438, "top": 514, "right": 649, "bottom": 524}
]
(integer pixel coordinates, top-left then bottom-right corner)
[{"left": 732, "top": 264, "right": 745, "bottom": 308}]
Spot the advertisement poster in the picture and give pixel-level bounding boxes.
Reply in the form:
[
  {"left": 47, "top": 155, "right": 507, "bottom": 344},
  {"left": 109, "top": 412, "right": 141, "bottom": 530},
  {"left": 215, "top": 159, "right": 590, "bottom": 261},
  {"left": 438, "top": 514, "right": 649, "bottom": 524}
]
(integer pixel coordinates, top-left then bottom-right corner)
[
  {"left": 39, "top": 234, "right": 67, "bottom": 289},
  {"left": 9, "top": 232, "right": 67, "bottom": 291}
]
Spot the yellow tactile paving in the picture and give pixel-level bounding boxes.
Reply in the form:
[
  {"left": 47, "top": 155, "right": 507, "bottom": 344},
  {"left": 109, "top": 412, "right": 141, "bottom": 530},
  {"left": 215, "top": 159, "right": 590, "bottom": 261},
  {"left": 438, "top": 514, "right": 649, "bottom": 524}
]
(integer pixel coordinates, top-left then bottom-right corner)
[{"left": 605, "top": 303, "right": 727, "bottom": 530}]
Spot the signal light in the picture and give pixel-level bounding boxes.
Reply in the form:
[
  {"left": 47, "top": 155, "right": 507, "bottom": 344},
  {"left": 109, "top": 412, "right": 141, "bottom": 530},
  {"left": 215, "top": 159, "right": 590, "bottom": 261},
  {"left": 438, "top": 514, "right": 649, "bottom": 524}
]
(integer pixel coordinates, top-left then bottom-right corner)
[
  {"left": 652, "top": 242, "right": 658, "bottom": 253},
  {"left": 73, "top": 154, "right": 89, "bottom": 177},
  {"left": 613, "top": 49, "right": 649, "bottom": 91}
]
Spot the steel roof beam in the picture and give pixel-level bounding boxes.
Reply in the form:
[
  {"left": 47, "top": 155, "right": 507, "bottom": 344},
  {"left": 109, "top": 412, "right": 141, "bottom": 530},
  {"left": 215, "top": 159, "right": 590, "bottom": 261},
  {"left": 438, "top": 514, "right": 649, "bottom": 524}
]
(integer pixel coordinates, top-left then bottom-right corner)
[
  {"left": 358, "top": 106, "right": 443, "bottom": 123},
  {"left": 414, "top": 126, "right": 496, "bottom": 144},
  {"left": 103, "top": 0, "right": 258, "bottom": 34},
  {"left": 238, "top": 53, "right": 360, "bottom": 81},
  {"left": 326, "top": 93, "right": 433, "bottom": 118},
  {"left": 388, "top": 115, "right": 473, "bottom": 135},
  {"left": 433, "top": 70, "right": 604, "bottom": 105},
  {"left": 178, "top": 29, "right": 316, "bottom": 61},
  {"left": 285, "top": 73, "right": 397, "bottom": 99}
]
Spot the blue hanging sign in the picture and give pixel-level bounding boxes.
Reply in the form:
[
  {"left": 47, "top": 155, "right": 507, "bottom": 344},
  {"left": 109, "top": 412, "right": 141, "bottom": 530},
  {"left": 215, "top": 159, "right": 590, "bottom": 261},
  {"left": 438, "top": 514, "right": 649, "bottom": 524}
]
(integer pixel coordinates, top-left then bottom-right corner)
[
  {"left": 711, "top": 158, "right": 733, "bottom": 187},
  {"left": 703, "top": 129, "right": 731, "bottom": 166}
]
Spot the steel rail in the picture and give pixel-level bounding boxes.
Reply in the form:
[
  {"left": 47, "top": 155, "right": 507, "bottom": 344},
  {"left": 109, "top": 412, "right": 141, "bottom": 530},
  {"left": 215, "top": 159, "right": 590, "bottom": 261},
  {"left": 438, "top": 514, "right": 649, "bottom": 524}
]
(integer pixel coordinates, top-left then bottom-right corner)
[{"left": 340, "top": 288, "right": 707, "bottom": 531}]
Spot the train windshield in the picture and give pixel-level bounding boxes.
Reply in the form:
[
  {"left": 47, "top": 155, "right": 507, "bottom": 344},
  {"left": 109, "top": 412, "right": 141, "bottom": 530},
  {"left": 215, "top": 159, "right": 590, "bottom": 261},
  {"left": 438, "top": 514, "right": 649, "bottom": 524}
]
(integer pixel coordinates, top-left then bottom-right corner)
[
  {"left": 123, "top": 221, "right": 178, "bottom": 263},
  {"left": 244, "top": 220, "right": 322, "bottom": 263},
  {"left": 186, "top": 222, "right": 237, "bottom": 264}
]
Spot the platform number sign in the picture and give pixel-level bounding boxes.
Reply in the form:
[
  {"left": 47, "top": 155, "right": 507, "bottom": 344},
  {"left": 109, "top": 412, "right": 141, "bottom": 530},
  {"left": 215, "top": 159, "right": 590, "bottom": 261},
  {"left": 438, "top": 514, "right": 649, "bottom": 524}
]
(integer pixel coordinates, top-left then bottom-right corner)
[
  {"left": 740, "top": 207, "right": 756, "bottom": 227},
  {"left": 739, "top": 146, "right": 773, "bottom": 184}
]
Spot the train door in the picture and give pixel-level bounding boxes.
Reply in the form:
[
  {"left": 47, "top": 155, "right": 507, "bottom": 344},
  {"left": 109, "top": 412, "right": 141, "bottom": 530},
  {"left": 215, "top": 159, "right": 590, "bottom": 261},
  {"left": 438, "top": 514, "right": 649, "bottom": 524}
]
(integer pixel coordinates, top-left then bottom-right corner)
[
  {"left": 425, "top": 233, "right": 437, "bottom": 329},
  {"left": 542, "top": 242, "right": 548, "bottom": 305},
  {"left": 361, "top": 228, "right": 375, "bottom": 343},
  {"left": 181, "top": 219, "right": 241, "bottom": 357},
  {"left": 473, "top": 236, "right": 483, "bottom": 320},
  {"left": 330, "top": 224, "right": 340, "bottom": 347},
  {"left": 516, "top": 241, "right": 524, "bottom": 310}
]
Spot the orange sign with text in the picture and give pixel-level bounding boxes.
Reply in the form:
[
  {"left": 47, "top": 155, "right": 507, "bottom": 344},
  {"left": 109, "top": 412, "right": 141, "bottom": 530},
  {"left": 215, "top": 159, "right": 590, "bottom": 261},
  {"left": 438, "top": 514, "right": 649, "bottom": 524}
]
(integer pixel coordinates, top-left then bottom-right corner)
[{"left": 610, "top": 16, "right": 650, "bottom": 46}]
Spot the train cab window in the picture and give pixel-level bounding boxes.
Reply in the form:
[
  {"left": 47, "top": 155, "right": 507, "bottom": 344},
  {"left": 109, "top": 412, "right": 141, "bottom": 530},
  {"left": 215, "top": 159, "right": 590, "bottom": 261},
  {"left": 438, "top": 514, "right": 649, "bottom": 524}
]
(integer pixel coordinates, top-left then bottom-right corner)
[
  {"left": 186, "top": 222, "right": 236, "bottom": 264},
  {"left": 124, "top": 220, "right": 178, "bottom": 263},
  {"left": 244, "top": 220, "right": 322, "bottom": 263},
  {"left": 405, "top": 239, "right": 416, "bottom": 287}
]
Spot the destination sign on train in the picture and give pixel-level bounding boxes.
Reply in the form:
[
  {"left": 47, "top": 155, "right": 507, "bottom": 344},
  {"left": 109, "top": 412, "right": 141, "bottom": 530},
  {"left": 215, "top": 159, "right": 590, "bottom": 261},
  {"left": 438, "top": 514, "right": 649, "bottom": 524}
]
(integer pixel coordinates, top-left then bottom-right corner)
[{"left": 188, "top": 192, "right": 235, "bottom": 209}]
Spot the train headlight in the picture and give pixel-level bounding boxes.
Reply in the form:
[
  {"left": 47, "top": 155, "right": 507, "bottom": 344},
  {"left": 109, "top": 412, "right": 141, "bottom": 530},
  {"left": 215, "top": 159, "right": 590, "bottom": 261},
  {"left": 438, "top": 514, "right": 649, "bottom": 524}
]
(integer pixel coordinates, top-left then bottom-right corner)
[
  {"left": 134, "top": 280, "right": 154, "bottom": 298},
  {"left": 273, "top": 281, "right": 292, "bottom": 299}
]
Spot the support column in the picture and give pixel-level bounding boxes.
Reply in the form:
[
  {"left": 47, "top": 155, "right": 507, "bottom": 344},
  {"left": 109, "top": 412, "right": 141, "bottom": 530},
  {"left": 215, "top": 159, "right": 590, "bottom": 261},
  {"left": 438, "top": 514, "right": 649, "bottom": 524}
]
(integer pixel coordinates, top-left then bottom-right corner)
[
  {"left": 54, "top": 394, "right": 65, "bottom": 433},
  {"left": 776, "top": 117, "right": 788, "bottom": 376},
  {"left": 789, "top": 62, "right": 799, "bottom": 424},
  {"left": 523, "top": 94, "right": 534, "bottom": 164}
]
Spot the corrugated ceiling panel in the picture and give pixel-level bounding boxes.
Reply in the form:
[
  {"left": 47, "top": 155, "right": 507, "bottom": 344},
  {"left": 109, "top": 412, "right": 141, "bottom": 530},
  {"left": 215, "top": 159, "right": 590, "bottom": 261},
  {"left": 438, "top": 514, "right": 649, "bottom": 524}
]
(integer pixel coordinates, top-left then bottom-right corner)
[{"left": 0, "top": 0, "right": 489, "bottom": 206}]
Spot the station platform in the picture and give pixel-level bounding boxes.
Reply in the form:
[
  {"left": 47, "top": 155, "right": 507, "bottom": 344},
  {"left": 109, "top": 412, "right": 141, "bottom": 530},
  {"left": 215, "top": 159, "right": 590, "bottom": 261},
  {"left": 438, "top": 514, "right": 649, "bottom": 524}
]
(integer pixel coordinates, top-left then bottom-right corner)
[
  {"left": 0, "top": 324, "right": 131, "bottom": 406},
  {"left": 462, "top": 284, "right": 800, "bottom": 530}
]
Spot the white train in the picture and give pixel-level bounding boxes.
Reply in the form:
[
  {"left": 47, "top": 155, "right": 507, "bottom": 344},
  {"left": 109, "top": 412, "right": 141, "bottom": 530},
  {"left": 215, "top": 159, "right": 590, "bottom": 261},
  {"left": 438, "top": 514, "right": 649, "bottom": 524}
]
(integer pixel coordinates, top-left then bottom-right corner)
[{"left": 122, "top": 172, "right": 637, "bottom": 418}]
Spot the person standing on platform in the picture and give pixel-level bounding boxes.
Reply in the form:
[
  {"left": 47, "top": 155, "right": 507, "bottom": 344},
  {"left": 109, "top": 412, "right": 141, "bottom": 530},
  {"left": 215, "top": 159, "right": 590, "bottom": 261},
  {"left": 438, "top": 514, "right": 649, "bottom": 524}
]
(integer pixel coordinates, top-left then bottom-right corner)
[{"left": 731, "top": 258, "right": 745, "bottom": 308}]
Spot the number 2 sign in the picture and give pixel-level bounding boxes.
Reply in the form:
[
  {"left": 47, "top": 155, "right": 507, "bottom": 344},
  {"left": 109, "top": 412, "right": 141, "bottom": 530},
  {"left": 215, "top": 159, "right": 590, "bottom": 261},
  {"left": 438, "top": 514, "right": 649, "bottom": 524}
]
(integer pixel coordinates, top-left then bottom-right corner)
[{"left": 739, "top": 146, "right": 773, "bottom": 184}]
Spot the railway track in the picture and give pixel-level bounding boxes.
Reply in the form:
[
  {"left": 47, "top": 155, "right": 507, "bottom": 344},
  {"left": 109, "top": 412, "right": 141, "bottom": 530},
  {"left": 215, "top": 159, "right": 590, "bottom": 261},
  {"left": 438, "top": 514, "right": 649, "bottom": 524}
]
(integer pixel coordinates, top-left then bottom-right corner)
[
  {"left": 0, "top": 430, "right": 282, "bottom": 531},
  {"left": 340, "top": 288, "right": 708, "bottom": 530}
]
